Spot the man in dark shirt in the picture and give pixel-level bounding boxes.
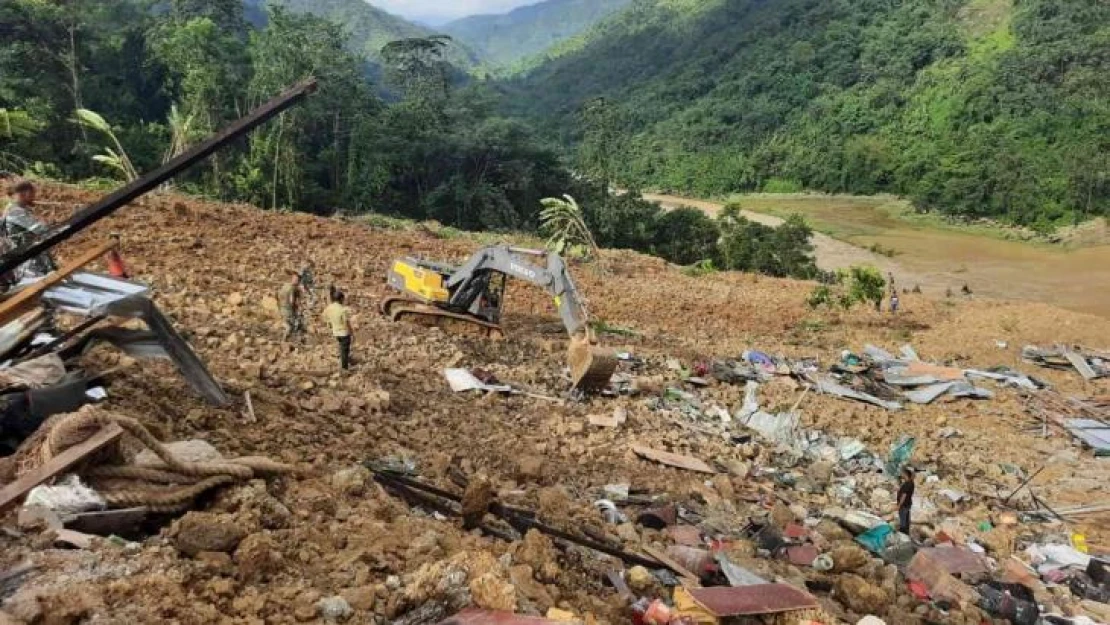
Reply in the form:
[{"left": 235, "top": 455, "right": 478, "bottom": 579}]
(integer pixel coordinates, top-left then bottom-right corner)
[{"left": 897, "top": 468, "right": 915, "bottom": 534}]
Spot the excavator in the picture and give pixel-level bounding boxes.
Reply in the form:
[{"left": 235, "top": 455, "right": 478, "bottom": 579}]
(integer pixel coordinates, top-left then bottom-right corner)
[{"left": 382, "top": 245, "right": 617, "bottom": 392}]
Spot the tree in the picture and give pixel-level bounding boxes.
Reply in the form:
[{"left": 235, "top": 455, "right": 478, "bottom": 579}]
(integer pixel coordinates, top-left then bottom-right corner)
[
  {"left": 653, "top": 207, "right": 720, "bottom": 266},
  {"left": 381, "top": 36, "right": 453, "bottom": 105}
]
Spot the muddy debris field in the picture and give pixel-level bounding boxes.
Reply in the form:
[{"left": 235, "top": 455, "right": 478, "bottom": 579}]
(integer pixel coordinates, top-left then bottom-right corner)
[{"left": 1, "top": 185, "right": 1108, "bottom": 625}]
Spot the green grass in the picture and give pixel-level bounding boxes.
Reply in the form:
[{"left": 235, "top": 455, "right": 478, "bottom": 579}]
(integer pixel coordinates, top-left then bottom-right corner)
[{"left": 590, "top": 319, "right": 640, "bottom": 337}]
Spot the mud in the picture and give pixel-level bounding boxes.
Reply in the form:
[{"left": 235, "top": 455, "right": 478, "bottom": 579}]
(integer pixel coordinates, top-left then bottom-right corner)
[{"left": 0, "top": 184, "right": 1106, "bottom": 623}]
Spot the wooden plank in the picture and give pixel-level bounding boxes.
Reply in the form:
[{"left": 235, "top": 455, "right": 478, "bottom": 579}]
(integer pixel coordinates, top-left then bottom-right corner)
[
  {"left": 905, "top": 361, "right": 966, "bottom": 381},
  {"left": 0, "top": 240, "right": 117, "bottom": 327},
  {"left": 642, "top": 544, "right": 702, "bottom": 586},
  {"left": 631, "top": 445, "right": 715, "bottom": 474},
  {"left": 0, "top": 423, "right": 123, "bottom": 513}
]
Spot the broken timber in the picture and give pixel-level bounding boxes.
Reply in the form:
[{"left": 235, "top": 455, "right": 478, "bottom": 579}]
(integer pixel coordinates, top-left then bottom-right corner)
[
  {"left": 0, "top": 423, "right": 123, "bottom": 514},
  {"left": 0, "top": 240, "right": 117, "bottom": 326},
  {"left": 371, "top": 469, "right": 670, "bottom": 571}
]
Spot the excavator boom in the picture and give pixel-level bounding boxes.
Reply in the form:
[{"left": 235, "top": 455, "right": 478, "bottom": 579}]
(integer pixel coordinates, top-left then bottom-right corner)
[{"left": 383, "top": 245, "right": 616, "bottom": 392}]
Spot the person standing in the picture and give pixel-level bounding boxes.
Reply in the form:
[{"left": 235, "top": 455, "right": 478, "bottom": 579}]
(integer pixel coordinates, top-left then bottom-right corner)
[
  {"left": 3, "top": 181, "right": 56, "bottom": 281},
  {"left": 897, "top": 468, "right": 915, "bottom": 534},
  {"left": 278, "top": 271, "right": 304, "bottom": 341},
  {"left": 323, "top": 289, "right": 353, "bottom": 370},
  {"left": 299, "top": 261, "right": 317, "bottom": 306}
]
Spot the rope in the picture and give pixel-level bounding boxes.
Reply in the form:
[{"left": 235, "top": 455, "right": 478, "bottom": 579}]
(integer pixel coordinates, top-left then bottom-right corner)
[{"left": 16, "top": 406, "right": 298, "bottom": 511}]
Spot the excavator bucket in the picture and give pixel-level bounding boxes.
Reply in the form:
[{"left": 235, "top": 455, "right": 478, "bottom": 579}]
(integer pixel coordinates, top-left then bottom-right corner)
[{"left": 567, "top": 335, "right": 618, "bottom": 392}]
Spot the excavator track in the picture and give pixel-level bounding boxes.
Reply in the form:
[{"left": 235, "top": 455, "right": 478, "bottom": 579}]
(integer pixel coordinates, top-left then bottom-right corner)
[{"left": 381, "top": 297, "right": 505, "bottom": 339}]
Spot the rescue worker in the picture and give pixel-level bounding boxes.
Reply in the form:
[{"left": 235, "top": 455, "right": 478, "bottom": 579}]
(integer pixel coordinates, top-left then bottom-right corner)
[
  {"left": 897, "top": 468, "right": 915, "bottom": 535},
  {"left": 322, "top": 288, "right": 352, "bottom": 371},
  {"left": 299, "top": 260, "right": 317, "bottom": 306},
  {"left": 278, "top": 271, "right": 304, "bottom": 341},
  {"left": 3, "top": 181, "right": 56, "bottom": 281}
]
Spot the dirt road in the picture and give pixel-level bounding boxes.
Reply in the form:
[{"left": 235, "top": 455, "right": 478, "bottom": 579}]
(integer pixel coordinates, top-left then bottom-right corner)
[{"left": 645, "top": 193, "right": 1110, "bottom": 317}]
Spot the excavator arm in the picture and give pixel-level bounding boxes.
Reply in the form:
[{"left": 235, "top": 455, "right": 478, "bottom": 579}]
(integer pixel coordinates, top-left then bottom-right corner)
[
  {"left": 445, "top": 245, "right": 616, "bottom": 391},
  {"left": 445, "top": 245, "right": 588, "bottom": 337}
]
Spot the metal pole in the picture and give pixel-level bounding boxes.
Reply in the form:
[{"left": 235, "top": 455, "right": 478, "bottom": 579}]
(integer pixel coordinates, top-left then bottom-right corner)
[{"left": 0, "top": 78, "right": 318, "bottom": 277}]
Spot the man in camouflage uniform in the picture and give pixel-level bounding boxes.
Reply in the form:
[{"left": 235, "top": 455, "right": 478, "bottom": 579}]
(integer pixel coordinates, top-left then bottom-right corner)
[
  {"left": 278, "top": 271, "right": 304, "bottom": 341},
  {"left": 3, "top": 181, "right": 56, "bottom": 284}
]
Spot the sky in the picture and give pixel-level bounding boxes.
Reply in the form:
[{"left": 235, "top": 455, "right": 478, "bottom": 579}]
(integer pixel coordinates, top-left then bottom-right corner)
[{"left": 370, "top": 0, "right": 538, "bottom": 24}]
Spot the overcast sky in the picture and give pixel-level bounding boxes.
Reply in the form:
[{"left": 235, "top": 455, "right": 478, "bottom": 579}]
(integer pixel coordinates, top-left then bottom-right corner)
[{"left": 371, "top": 0, "right": 538, "bottom": 24}]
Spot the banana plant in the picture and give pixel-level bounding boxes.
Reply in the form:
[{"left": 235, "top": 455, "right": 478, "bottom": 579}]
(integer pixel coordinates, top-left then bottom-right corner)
[
  {"left": 75, "top": 108, "right": 139, "bottom": 182},
  {"left": 539, "top": 194, "right": 599, "bottom": 260}
]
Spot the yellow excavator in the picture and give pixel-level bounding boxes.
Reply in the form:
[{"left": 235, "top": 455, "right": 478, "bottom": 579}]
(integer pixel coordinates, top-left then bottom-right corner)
[{"left": 382, "top": 245, "right": 617, "bottom": 392}]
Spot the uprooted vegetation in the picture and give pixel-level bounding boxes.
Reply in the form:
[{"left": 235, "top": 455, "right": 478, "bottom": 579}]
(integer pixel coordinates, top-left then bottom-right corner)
[{"left": 0, "top": 184, "right": 1108, "bottom": 624}]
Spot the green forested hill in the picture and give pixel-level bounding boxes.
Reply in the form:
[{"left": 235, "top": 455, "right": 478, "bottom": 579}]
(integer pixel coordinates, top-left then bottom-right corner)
[
  {"left": 510, "top": 0, "right": 1109, "bottom": 229},
  {"left": 442, "top": 0, "right": 632, "bottom": 69},
  {"left": 249, "top": 0, "right": 481, "bottom": 67}
]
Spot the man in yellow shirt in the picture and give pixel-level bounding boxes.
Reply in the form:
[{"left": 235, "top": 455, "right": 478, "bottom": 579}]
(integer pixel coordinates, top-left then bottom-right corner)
[{"left": 322, "top": 289, "right": 352, "bottom": 370}]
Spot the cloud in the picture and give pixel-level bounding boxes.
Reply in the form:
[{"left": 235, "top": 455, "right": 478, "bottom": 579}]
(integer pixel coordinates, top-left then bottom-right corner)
[{"left": 372, "top": 0, "right": 537, "bottom": 22}]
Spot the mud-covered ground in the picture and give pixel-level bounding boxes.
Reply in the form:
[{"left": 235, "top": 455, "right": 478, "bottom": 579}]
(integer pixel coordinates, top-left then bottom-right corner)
[{"left": 0, "top": 185, "right": 1107, "bottom": 624}]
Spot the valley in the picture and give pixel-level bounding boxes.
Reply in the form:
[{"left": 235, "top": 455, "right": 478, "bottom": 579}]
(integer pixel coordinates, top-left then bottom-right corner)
[{"left": 646, "top": 193, "right": 1110, "bottom": 317}]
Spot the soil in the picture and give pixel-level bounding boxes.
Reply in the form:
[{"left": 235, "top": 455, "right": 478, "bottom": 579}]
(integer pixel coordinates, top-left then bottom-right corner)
[{"left": 0, "top": 183, "right": 1107, "bottom": 624}]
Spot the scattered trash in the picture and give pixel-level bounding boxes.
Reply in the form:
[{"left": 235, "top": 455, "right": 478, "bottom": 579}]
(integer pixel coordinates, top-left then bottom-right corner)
[{"left": 816, "top": 376, "right": 902, "bottom": 411}]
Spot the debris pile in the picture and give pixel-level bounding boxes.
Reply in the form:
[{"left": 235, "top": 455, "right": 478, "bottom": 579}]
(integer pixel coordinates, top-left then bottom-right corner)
[{"left": 0, "top": 179, "right": 1108, "bottom": 624}]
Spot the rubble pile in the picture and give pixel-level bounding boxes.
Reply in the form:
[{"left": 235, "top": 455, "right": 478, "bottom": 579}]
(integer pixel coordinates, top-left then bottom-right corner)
[{"left": 0, "top": 184, "right": 1107, "bottom": 624}]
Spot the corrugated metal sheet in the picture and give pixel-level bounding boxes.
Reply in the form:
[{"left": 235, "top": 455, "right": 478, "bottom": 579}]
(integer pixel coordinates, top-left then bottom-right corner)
[
  {"left": 1065, "top": 419, "right": 1110, "bottom": 453},
  {"left": 687, "top": 583, "right": 818, "bottom": 616}
]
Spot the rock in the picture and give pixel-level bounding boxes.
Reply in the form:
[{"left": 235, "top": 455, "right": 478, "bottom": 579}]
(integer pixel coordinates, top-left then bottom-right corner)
[
  {"left": 330, "top": 466, "right": 371, "bottom": 496},
  {"left": 616, "top": 523, "right": 640, "bottom": 544},
  {"left": 725, "top": 460, "right": 750, "bottom": 478},
  {"left": 789, "top": 504, "right": 808, "bottom": 521},
  {"left": 340, "top": 586, "right": 376, "bottom": 611},
  {"left": 135, "top": 440, "right": 224, "bottom": 467},
  {"left": 228, "top": 292, "right": 244, "bottom": 307},
  {"left": 807, "top": 461, "right": 834, "bottom": 486},
  {"left": 509, "top": 565, "right": 555, "bottom": 608},
  {"left": 513, "top": 530, "right": 561, "bottom": 582},
  {"left": 196, "top": 551, "right": 234, "bottom": 574},
  {"left": 830, "top": 545, "right": 870, "bottom": 573},
  {"left": 234, "top": 532, "right": 284, "bottom": 582},
  {"left": 711, "top": 474, "right": 735, "bottom": 500},
  {"left": 627, "top": 566, "right": 656, "bottom": 595},
  {"left": 461, "top": 475, "right": 494, "bottom": 529},
  {"left": 979, "top": 527, "right": 1015, "bottom": 556},
  {"left": 836, "top": 573, "right": 891, "bottom": 615},
  {"left": 170, "top": 512, "right": 246, "bottom": 557},
  {"left": 771, "top": 503, "right": 794, "bottom": 528},
  {"left": 469, "top": 572, "right": 516, "bottom": 611},
  {"left": 294, "top": 591, "right": 321, "bottom": 621},
  {"left": 516, "top": 456, "right": 545, "bottom": 482},
  {"left": 316, "top": 596, "right": 353, "bottom": 623}
]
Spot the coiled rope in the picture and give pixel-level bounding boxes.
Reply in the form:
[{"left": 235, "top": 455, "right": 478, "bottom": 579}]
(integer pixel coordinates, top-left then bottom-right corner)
[{"left": 16, "top": 406, "right": 297, "bottom": 511}]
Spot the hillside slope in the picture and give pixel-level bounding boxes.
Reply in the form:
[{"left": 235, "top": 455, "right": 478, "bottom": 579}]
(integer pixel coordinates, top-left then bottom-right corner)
[
  {"left": 509, "top": 0, "right": 1109, "bottom": 229},
  {"left": 249, "top": 0, "right": 480, "bottom": 66},
  {"left": 442, "top": 0, "right": 632, "bottom": 68},
  {"left": 2, "top": 183, "right": 1108, "bottom": 623}
]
